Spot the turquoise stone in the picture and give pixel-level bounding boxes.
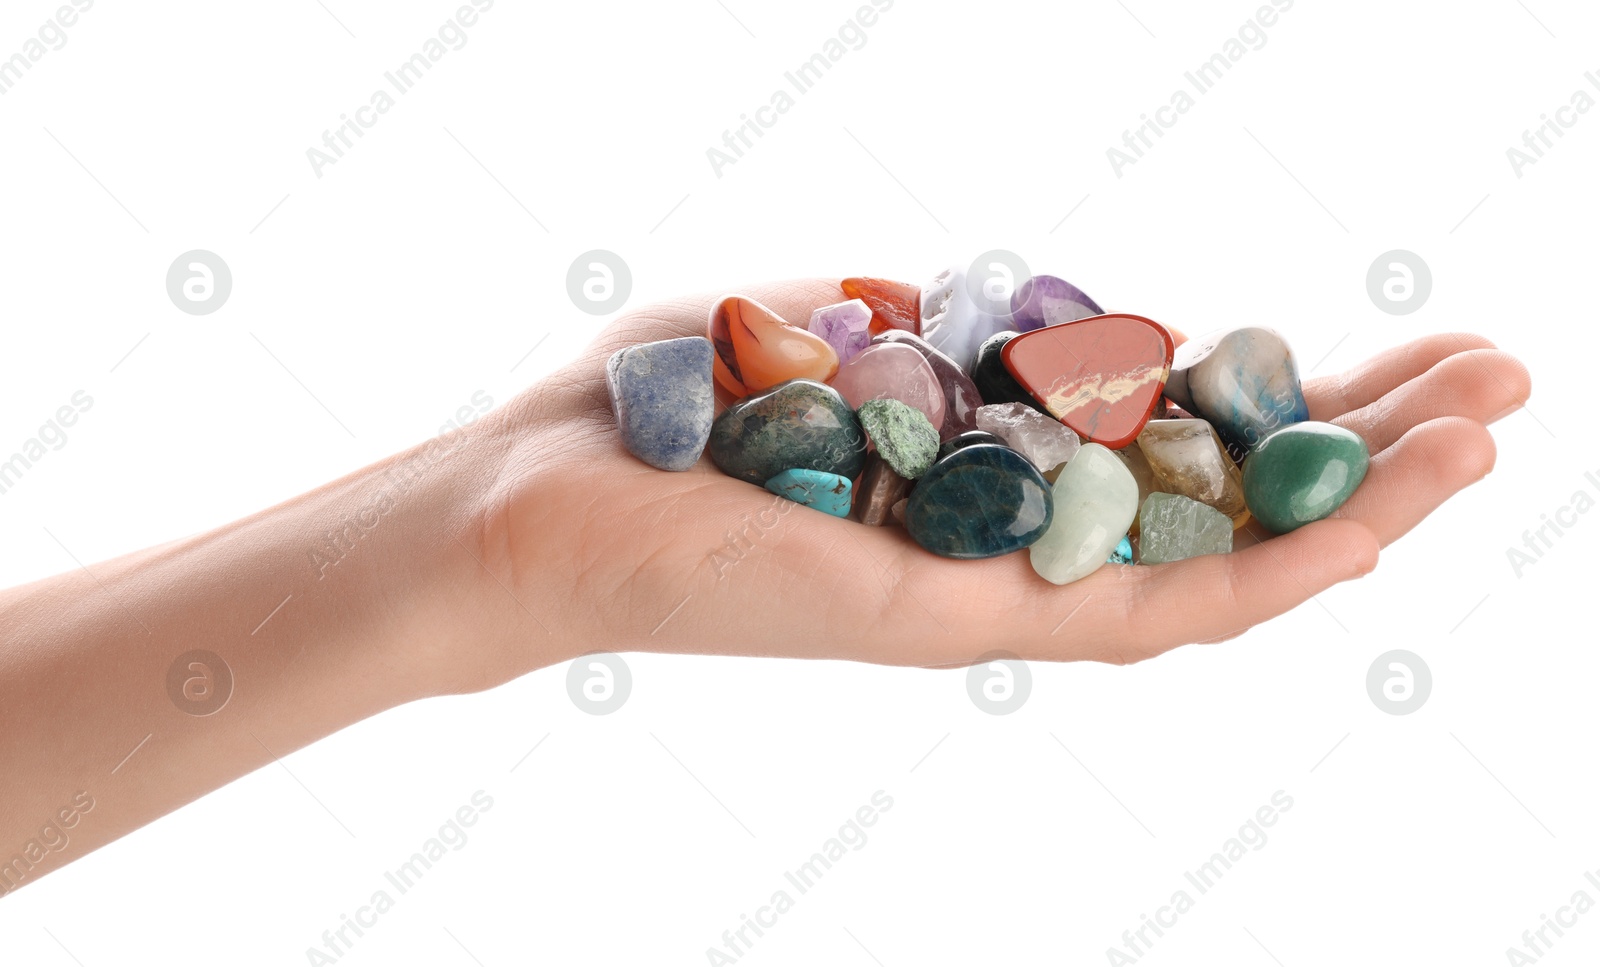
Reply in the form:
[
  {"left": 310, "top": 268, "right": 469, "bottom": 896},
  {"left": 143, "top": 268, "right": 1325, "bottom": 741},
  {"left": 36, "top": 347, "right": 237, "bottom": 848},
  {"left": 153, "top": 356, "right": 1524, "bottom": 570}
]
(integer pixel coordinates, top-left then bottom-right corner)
[
  {"left": 1028, "top": 443, "right": 1138, "bottom": 585},
  {"left": 904, "top": 445, "right": 1053, "bottom": 559},
  {"left": 708, "top": 379, "right": 867, "bottom": 484},
  {"left": 1242, "top": 421, "right": 1369, "bottom": 533},
  {"left": 606, "top": 336, "right": 715, "bottom": 471},
  {"left": 765, "top": 469, "right": 852, "bottom": 518},
  {"left": 1170, "top": 327, "right": 1309, "bottom": 453},
  {"left": 1138, "top": 493, "right": 1233, "bottom": 564},
  {"left": 1108, "top": 536, "right": 1133, "bottom": 564},
  {"left": 856, "top": 398, "right": 940, "bottom": 479}
]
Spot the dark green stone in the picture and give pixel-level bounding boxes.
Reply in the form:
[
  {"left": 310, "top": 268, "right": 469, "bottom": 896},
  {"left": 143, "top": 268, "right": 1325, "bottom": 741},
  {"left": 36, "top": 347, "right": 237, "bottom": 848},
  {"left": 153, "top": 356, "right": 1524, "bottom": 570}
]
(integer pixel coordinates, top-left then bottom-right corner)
[
  {"left": 972, "top": 331, "right": 1045, "bottom": 412},
  {"left": 936, "top": 430, "right": 1006, "bottom": 462},
  {"left": 1242, "top": 421, "right": 1369, "bottom": 533},
  {"left": 904, "top": 444, "right": 1053, "bottom": 559},
  {"left": 708, "top": 379, "right": 867, "bottom": 484}
]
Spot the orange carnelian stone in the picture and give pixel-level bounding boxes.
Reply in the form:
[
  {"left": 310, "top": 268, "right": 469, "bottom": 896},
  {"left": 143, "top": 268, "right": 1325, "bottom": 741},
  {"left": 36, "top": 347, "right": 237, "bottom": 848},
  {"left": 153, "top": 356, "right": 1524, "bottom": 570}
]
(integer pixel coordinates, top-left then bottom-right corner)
[
  {"left": 708, "top": 296, "right": 839, "bottom": 396},
  {"left": 841, "top": 277, "right": 920, "bottom": 335}
]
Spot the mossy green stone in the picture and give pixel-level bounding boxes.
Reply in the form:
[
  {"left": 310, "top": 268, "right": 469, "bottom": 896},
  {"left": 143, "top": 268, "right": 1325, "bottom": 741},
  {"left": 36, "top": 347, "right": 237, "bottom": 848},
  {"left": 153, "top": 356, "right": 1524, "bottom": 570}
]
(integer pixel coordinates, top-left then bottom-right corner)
[
  {"left": 1242, "top": 421, "right": 1369, "bottom": 533},
  {"left": 708, "top": 379, "right": 867, "bottom": 484},
  {"left": 857, "top": 399, "right": 940, "bottom": 479}
]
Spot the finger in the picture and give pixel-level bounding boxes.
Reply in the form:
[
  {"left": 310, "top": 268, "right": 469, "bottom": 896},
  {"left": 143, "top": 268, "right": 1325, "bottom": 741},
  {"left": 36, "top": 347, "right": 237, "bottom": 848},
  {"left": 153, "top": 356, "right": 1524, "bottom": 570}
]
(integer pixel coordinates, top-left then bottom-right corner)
[
  {"left": 1130, "top": 518, "right": 1376, "bottom": 657},
  {"left": 1330, "top": 415, "right": 1496, "bottom": 546},
  {"left": 1332, "top": 348, "right": 1532, "bottom": 452},
  {"left": 872, "top": 516, "right": 1377, "bottom": 667},
  {"left": 1305, "top": 332, "right": 1497, "bottom": 420}
]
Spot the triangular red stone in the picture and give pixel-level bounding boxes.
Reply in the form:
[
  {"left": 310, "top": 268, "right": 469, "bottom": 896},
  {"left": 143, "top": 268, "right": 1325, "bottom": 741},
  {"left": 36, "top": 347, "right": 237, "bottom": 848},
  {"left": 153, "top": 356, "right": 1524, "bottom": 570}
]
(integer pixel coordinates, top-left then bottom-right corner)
[{"left": 1000, "top": 314, "right": 1173, "bottom": 449}]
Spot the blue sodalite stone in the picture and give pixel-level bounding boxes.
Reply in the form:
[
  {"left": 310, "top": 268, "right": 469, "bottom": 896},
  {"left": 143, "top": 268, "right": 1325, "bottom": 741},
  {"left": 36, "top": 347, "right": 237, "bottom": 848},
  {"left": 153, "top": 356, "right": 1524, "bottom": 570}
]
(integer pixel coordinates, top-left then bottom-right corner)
[
  {"left": 764, "top": 468, "right": 853, "bottom": 518},
  {"left": 904, "top": 444, "right": 1053, "bottom": 559},
  {"left": 1166, "top": 327, "right": 1309, "bottom": 453},
  {"left": 1107, "top": 535, "right": 1134, "bottom": 565},
  {"left": 606, "top": 336, "right": 716, "bottom": 471}
]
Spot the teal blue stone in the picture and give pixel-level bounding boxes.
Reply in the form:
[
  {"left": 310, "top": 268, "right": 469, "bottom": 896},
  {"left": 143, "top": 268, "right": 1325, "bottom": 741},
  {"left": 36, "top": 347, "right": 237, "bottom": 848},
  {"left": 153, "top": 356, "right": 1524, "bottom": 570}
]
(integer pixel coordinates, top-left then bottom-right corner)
[
  {"left": 708, "top": 379, "right": 867, "bottom": 485},
  {"left": 1108, "top": 535, "right": 1134, "bottom": 564},
  {"left": 764, "top": 469, "right": 852, "bottom": 517},
  {"left": 904, "top": 445, "right": 1053, "bottom": 559},
  {"left": 1242, "top": 421, "right": 1369, "bottom": 533}
]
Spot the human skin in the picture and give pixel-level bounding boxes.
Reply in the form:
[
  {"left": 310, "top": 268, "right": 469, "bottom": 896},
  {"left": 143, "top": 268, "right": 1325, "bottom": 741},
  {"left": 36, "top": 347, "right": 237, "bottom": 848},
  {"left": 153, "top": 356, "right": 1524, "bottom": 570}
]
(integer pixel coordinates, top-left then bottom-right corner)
[{"left": 0, "top": 278, "right": 1531, "bottom": 891}]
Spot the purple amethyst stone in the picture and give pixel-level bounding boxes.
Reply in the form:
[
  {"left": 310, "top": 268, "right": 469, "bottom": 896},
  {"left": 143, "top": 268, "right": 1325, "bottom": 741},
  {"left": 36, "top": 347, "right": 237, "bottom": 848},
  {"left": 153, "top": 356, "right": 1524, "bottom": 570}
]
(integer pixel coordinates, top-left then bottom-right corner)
[{"left": 1010, "top": 275, "right": 1103, "bottom": 332}]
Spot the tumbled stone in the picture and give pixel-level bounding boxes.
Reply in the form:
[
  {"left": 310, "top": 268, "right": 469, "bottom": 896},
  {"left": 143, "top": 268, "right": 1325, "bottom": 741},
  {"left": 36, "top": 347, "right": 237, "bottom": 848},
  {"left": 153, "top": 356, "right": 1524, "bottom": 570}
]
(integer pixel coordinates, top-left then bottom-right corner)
[
  {"left": 904, "top": 445, "right": 1053, "bottom": 559},
  {"left": 1029, "top": 444, "right": 1139, "bottom": 585},
  {"left": 809, "top": 299, "right": 874, "bottom": 365},
  {"left": 708, "top": 379, "right": 867, "bottom": 484},
  {"left": 842, "top": 277, "right": 921, "bottom": 334},
  {"left": 971, "top": 331, "right": 1044, "bottom": 411},
  {"left": 871, "top": 331, "right": 982, "bottom": 440},
  {"left": 1010, "top": 275, "right": 1103, "bottom": 332},
  {"left": 1136, "top": 419, "right": 1249, "bottom": 528},
  {"left": 1113, "top": 443, "right": 1159, "bottom": 537},
  {"left": 1242, "top": 421, "right": 1369, "bottom": 533},
  {"left": 765, "top": 468, "right": 853, "bottom": 518},
  {"left": 1166, "top": 326, "right": 1309, "bottom": 453},
  {"left": 920, "top": 264, "right": 1017, "bottom": 372},
  {"left": 606, "top": 336, "right": 715, "bottom": 472},
  {"left": 1138, "top": 493, "right": 1233, "bottom": 564},
  {"left": 1108, "top": 536, "right": 1134, "bottom": 565},
  {"left": 709, "top": 295, "right": 839, "bottom": 396},
  {"left": 857, "top": 399, "right": 940, "bottom": 479},
  {"left": 976, "top": 402, "right": 1081, "bottom": 474},
  {"left": 852, "top": 452, "right": 912, "bottom": 526},
  {"left": 1001, "top": 313, "right": 1173, "bottom": 449},
  {"left": 936, "top": 430, "right": 1006, "bottom": 462},
  {"left": 830, "top": 342, "right": 946, "bottom": 431}
]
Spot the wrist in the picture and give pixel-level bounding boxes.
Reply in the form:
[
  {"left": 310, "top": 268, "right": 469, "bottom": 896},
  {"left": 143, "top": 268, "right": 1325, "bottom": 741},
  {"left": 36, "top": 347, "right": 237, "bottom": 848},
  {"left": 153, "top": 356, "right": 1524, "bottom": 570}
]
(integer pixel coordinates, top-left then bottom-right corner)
[{"left": 397, "top": 392, "right": 583, "bottom": 697}]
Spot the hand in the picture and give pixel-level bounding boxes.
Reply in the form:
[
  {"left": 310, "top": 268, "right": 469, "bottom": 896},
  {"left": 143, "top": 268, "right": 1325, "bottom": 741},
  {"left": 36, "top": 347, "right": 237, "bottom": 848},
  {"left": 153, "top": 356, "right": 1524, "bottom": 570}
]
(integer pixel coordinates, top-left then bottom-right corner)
[{"left": 454, "top": 279, "right": 1531, "bottom": 686}]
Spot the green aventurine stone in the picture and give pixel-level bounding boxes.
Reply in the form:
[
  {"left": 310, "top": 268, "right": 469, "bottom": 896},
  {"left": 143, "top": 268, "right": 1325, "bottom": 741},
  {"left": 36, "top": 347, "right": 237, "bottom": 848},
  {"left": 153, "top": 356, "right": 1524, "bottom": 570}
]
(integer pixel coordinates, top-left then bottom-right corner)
[
  {"left": 1241, "top": 421, "right": 1369, "bottom": 533},
  {"left": 1138, "top": 492, "right": 1233, "bottom": 564},
  {"left": 856, "top": 398, "right": 940, "bottom": 479}
]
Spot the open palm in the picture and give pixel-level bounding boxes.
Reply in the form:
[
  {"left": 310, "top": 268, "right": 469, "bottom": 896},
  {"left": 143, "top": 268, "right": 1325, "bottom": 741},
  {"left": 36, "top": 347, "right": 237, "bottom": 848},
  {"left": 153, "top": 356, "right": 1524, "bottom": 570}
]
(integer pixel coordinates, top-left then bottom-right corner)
[{"left": 473, "top": 279, "right": 1530, "bottom": 676}]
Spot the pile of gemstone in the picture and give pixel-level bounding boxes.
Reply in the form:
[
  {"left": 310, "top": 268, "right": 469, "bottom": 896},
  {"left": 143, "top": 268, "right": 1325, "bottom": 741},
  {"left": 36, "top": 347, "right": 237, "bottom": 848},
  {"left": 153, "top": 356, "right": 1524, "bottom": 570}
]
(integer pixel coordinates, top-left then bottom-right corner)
[{"left": 605, "top": 264, "right": 1369, "bottom": 585}]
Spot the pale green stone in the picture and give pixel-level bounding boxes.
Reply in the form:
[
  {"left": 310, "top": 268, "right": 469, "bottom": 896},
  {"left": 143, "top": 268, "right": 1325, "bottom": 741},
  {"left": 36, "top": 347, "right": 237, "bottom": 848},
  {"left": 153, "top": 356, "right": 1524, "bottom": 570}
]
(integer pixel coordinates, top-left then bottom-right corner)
[
  {"left": 1138, "top": 492, "right": 1233, "bottom": 564},
  {"left": 1028, "top": 443, "right": 1139, "bottom": 585}
]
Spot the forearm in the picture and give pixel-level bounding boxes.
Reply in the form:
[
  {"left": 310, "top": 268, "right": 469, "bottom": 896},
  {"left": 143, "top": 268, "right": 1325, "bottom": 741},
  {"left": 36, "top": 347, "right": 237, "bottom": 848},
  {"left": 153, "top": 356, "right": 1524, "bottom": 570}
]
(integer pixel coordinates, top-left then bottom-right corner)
[{"left": 0, "top": 427, "right": 508, "bottom": 893}]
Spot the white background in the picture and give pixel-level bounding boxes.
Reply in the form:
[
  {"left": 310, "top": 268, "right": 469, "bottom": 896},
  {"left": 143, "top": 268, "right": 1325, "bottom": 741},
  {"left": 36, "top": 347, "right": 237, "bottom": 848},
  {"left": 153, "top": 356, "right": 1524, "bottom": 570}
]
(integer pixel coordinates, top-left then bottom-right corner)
[{"left": 1, "top": 0, "right": 1596, "bottom": 963}]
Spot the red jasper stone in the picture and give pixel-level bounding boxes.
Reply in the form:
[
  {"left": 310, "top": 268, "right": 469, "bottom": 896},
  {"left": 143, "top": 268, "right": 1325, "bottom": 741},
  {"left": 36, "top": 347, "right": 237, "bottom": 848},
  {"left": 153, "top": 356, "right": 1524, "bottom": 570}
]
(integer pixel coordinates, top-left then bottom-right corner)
[
  {"left": 841, "top": 277, "right": 920, "bottom": 335},
  {"left": 1000, "top": 313, "right": 1174, "bottom": 449}
]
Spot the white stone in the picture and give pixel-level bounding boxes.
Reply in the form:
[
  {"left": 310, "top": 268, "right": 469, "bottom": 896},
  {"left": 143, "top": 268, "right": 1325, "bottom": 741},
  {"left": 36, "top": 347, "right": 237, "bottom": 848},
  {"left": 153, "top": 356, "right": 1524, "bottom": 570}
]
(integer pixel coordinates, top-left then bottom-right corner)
[
  {"left": 976, "top": 402, "right": 1080, "bottom": 473},
  {"left": 919, "top": 263, "right": 1017, "bottom": 373}
]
